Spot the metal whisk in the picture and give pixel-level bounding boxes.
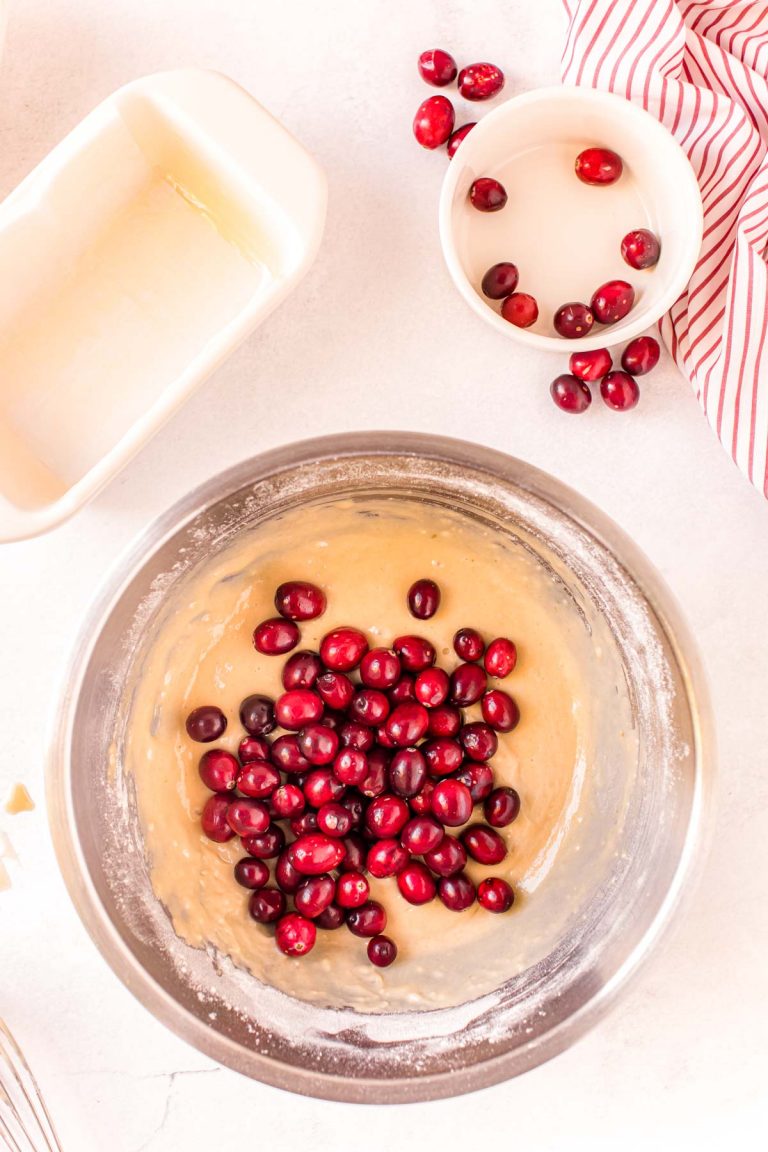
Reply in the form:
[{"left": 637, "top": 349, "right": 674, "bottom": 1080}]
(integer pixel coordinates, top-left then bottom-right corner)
[{"left": 0, "top": 1019, "right": 62, "bottom": 1152}]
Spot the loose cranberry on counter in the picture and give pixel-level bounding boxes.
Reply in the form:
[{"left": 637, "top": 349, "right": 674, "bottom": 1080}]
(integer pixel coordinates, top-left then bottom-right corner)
[
  {"left": 349, "top": 688, "right": 391, "bottom": 728},
  {"left": 621, "top": 336, "right": 660, "bottom": 375},
  {"left": 185, "top": 705, "right": 227, "bottom": 743},
  {"left": 368, "top": 934, "right": 398, "bottom": 967},
  {"left": 423, "top": 738, "right": 463, "bottom": 778},
  {"left": 236, "top": 760, "right": 280, "bottom": 799},
  {"left": 484, "top": 786, "right": 521, "bottom": 827},
  {"left": 414, "top": 667, "right": 450, "bottom": 708},
  {"left": 482, "top": 262, "right": 519, "bottom": 300},
  {"left": 226, "top": 798, "right": 270, "bottom": 838},
  {"left": 294, "top": 873, "right": 336, "bottom": 918},
  {"left": 276, "top": 912, "right": 317, "bottom": 956},
  {"left": 388, "top": 676, "right": 416, "bottom": 704},
  {"left": 303, "top": 767, "right": 345, "bottom": 807},
  {"left": 450, "top": 662, "right": 487, "bottom": 706},
  {"left": 198, "top": 748, "right": 239, "bottom": 792},
  {"left": 621, "top": 228, "right": 660, "bottom": 269},
  {"left": 315, "top": 670, "right": 355, "bottom": 711},
  {"left": 275, "top": 689, "right": 324, "bottom": 730},
  {"left": 360, "top": 648, "right": 401, "bottom": 689},
  {"left": 201, "top": 794, "right": 236, "bottom": 842},
  {"left": 339, "top": 720, "right": 375, "bottom": 752},
  {"left": 249, "top": 887, "right": 286, "bottom": 923},
  {"left": 281, "top": 650, "right": 323, "bottom": 690},
  {"left": 317, "top": 903, "right": 345, "bottom": 930},
  {"left": 469, "top": 177, "right": 508, "bottom": 212},
  {"left": 400, "top": 815, "right": 444, "bottom": 856},
  {"left": 333, "top": 747, "right": 369, "bottom": 787},
  {"left": 477, "top": 876, "right": 515, "bottom": 912},
  {"left": 424, "top": 833, "right": 467, "bottom": 876},
  {"left": 336, "top": 871, "right": 370, "bottom": 909},
  {"left": 398, "top": 861, "right": 437, "bottom": 905},
  {"left": 290, "top": 811, "right": 319, "bottom": 837},
  {"left": 574, "top": 146, "right": 623, "bottom": 186},
  {"left": 385, "top": 702, "right": 430, "bottom": 746},
  {"left": 550, "top": 374, "right": 592, "bottom": 414},
  {"left": 600, "top": 370, "right": 640, "bottom": 411},
  {"left": 413, "top": 95, "right": 455, "bottom": 149},
  {"left": 418, "top": 48, "right": 458, "bottom": 86},
  {"left": 554, "top": 302, "right": 594, "bottom": 339},
  {"left": 482, "top": 689, "right": 520, "bottom": 732},
  {"left": 343, "top": 832, "right": 368, "bottom": 873},
  {"left": 458, "top": 62, "right": 505, "bottom": 101},
  {"left": 569, "top": 348, "right": 612, "bottom": 384},
  {"left": 275, "top": 850, "right": 303, "bottom": 894},
  {"left": 347, "top": 900, "right": 387, "bottom": 937},
  {"left": 359, "top": 748, "right": 390, "bottom": 797},
  {"left": 590, "top": 280, "right": 635, "bottom": 325},
  {"left": 501, "top": 292, "right": 539, "bottom": 328},
  {"left": 298, "top": 724, "right": 339, "bottom": 767},
  {"left": 239, "top": 694, "right": 276, "bottom": 736},
  {"left": 253, "top": 617, "right": 300, "bottom": 655},
  {"left": 393, "top": 634, "right": 436, "bottom": 672},
  {"left": 291, "top": 833, "right": 346, "bottom": 875},
  {"left": 431, "top": 779, "right": 473, "bottom": 827},
  {"left": 367, "top": 838, "right": 410, "bottom": 878},
  {"left": 408, "top": 578, "right": 441, "bottom": 619},
  {"left": 242, "top": 824, "right": 285, "bottom": 858},
  {"left": 454, "top": 761, "right": 494, "bottom": 803},
  {"left": 427, "top": 705, "right": 462, "bottom": 738},
  {"left": 484, "top": 637, "right": 517, "bottom": 678},
  {"left": 274, "top": 581, "right": 326, "bottom": 621},
  {"left": 389, "top": 747, "right": 428, "bottom": 797},
  {"left": 271, "top": 783, "right": 306, "bottom": 819},
  {"left": 453, "top": 628, "right": 484, "bottom": 662},
  {"left": 365, "top": 793, "right": 410, "bottom": 838},
  {"left": 234, "top": 857, "right": 270, "bottom": 890},
  {"left": 238, "top": 735, "right": 272, "bottom": 764},
  {"left": 409, "top": 779, "right": 435, "bottom": 815},
  {"left": 447, "top": 122, "right": 476, "bottom": 158},
  {"left": 459, "top": 722, "right": 498, "bottom": 762},
  {"left": 462, "top": 823, "right": 507, "bottom": 865},
  {"left": 270, "top": 734, "right": 310, "bottom": 774},
  {"left": 320, "top": 627, "right": 369, "bottom": 671},
  {"left": 439, "top": 872, "right": 476, "bottom": 911}
]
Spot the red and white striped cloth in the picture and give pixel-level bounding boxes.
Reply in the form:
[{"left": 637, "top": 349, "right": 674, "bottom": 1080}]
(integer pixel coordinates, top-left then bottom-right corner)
[{"left": 562, "top": 0, "right": 768, "bottom": 496}]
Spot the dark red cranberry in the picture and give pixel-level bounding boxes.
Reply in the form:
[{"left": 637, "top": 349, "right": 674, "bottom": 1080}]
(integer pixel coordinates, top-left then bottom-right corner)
[
  {"left": 389, "top": 676, "right": 416, "bottom": 704},
  {"left": 234, "top": 856, "right": 269, "bottom": 890},
  {"left": 298, "top": 723, "right": 339, "bottom": 766},
  {"left": 484, "top": 637, "right": 517, "bottom": 678},
  {"left": 275, "top": 850, "right": 302, "bottom": 894},
  {"left": 271, "top": 783, "right": 305, "bottom": 819},
  {"left": 253, "top": 617, "right": 300, "bottom": 655},
  {"left": 281, "top": 650, "right": 323, "bottom": 690},
  {"left": 270, "top": 734, "right": 310, "bottom": 773},
  {"left": 501, "top": 292, "right": 539, "bottom": 328},
  {"left": 347, "top": 900, "right": 387, "bottom": 937},
  {"left": 469, "top": 177, "right": 507, "bottom": 212},
  {"left": 349, "top": 688, "right": 391, "bottom": 728},
  {"left": 427, "top": 705, "right": 462, "bottom": 738},
  {"left": 185, "top": 705, "right": 226, "bottom": 743},
  {"left": 367, "top": 934, "right": 397, "bottom": 967},
  {"left": 453, "top": 628, "right": 484, "bottom": 662},
  {"left": 320, "top": 627, "right": 369, "bottom": 671},
  {"left": 302, "top": 768, "right": 344, "bottom": 809},
  {"left": 339, "top": 720, "right": 375, "bottom": 752},
  {"left": 400, "top": 815, "right": 444, "bottom": 856},
  {"left": 198, "top": 748, "right": 238, "bottom": 792},
  {"left": 600, "top": 370, "right": 640, "bottom": 411},
  {"left": 274, "top": 581, "right": 326, "bottom": 621},
  {"left": 359, "top": 748, "right": 389, "bottom": 797},
  {"left": 409, "top": 779, "right": 435, "bottom": 815},
  {"left": 413, "top": 95, "right": 455, "bottom": 149},
  {"left": 591, "top": 280, "right": 635, "bottom": 325},
  {"left": 484, "top": 787, "right": 521, "bottom": 827},
  {"left": 447, "top": 122, "right": 476, "bottom": 158},
  {"left": 365, "top": 794, "right": 410, "bottom": 838},
  {"left": 238, "top": 735, "right": 272, "bottom": 764},
  {"left": 462, "top": 823, "right": 507, "bottom": 865},
  {"left": 454, "top": 761, "right": 494, "bottom": 803},
  {"left": 554, "top": 303, "right": 594, "bottom": 339},
  {"left": 316, "top": 801, "right": 353, "bottom": 838},
  {"left": 315, "top": 670, "right": 354, "bottom": 711},
  {"left": 248, "top": 887, "right": 286, "bottom": 923},
  {"left": 450, "top": 663, "right": 487, "bottom": 706},
  {"left": 321, "top": 711, "right": 344, "bottom": 732},
  {"left": 407, "top": 578, "right": 441, "bottom": 619},
  {"left": 242, "top": 824, "right": 285, "bottom": 858},
  {"left": 621, "top": 336, "right": 660, "bottom": 375},
  {"left": 482, "top": 689, "right": 520, "bottom": 732},
  {"left": 367, "top": 838, "right": 410, "bottom": 878},
  {"left": 621, "top": 228, "right": 660, "bottom": 269},
  {"left": 201, "top": 794, "right": 235, "bottom": 842},
  {"left": 424, "top": 833, "right": 467, "bottom": 876},
  {"left": 569, "top": 348, "right": 612, "bottom": 383},
  {"left": 439, "top": 872, "right": 476, "bottom": 911},
  {"left": 290, "top": 811, "right": 319, "bottom": 837},
  {"left": 550, "top": 374, "right": 592, "bottom": 413},
  {"left": 414, "top": 668, "right": 450, "bottom": 708},
  {"left": 291, "top": 833, "right": 346, "bottom": 875},
  {"left": 239, "top": 694, "right": 275, "bottom": 736},
  {"left": 393, "top": 635, "right": 436, "bottom": 672},
  {"left": 477, "top": 876, "right": 515, "bottom": 912},
  {"left": 340, "top": 793, "right": 364, "bottom": 826},
  {"left": 575, "top": 146, "right": 623, "bottom": 186},
  {"left": 389, "top": 747, "right": 427, "bottom": 797},
  {"left": 385, "top": 702, "right": 429, "bottom": 747},
  {"left": 333, "top": 747, "right": 369, "bottom": 787},
  {"left": 458, "top": 62, "right": 505, "bottom": 101},
  {"left": 342, "top": 832, "right": 368, "bottom": 873},
  {"left": 482, "top": 262, "right": 519, "bottom": 300},
  {"left": 459, "top": 722, "right": 498, "bottom": 762},
  {"left": 275, "top": 689, "right": 324, "bottom": 730},
  {"left": 360, "top": 648, "right": 401, "bottom": 689},
  {"left": 424, "top": 738, "right": 463, "bottom": 778},
  {"left": 226, "top": 798, "right": 270, "bottom": 837},
  {"left": 294, "top": 873, "right": 336, "bottom": 918},
  {"left": 336, "top": 871, "right": 370, "bottom": 908},
  {"left": 397, "top": 861, "right": 436, "bottom": 905},
  {"left": 276, "top": 912, "right": 316, "bottom": 956},
  {"left": 431, "top": 779, "right": 473, "bottom": 827},
  {"left": 236, "top": 760, "right": 280, "bottom": 799},
  {"left": 317, "top": 903, "right": 345, "bottom": 930},
  {"left": 418, "top": 48, "right": 457, "bottom": 86}
]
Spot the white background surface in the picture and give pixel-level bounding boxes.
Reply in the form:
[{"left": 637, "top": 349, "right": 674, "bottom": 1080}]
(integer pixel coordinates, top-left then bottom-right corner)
[{"left": 1, "top": 1, "right": 767, "bottom": 1149}]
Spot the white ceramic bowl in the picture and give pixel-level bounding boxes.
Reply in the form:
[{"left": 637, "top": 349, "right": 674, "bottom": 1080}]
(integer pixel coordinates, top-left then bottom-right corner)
[{"left": 439, "top": 86, "right": 703, "bottom": 353}]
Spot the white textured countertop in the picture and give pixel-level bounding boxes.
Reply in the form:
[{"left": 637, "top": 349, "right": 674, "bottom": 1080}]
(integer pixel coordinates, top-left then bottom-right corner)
[{"left": 1, "top": 1, "right": 767, "bottom": 1148}]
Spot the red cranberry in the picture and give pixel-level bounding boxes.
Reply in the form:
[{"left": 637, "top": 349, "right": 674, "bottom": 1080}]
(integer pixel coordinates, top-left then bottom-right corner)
[
  {"left": 320, "top": 627, "right": 368, "bottom": 671},
  {"left": 342, "top": 833, "right": 368, "bottom": 873},
  {"left": 484, "top": 786, "right": 521, "bottom": 827},
  {"left": 367, "top": 838, "right": 410, "bottom": 878},
  {"left": 336, "top": 871, "right": 370, "bottom": 909},
  {"left": 389, "top": 747, "right": 427, "bottom": 797},
  {"left": 238, "top": 735, "right": 271, "bottom": 763},
  {"left": 554, "top": 303, "right": 594, "bottom": 339},
  {"left": 248, "top": 887, "right": 286, "bottom": 923},
  {"left": 462, "top": 823, "right": 507, "bottom": 865},
  {"left": 389, "top": 676, "right": 416, "bottom": 704},
  {"left": 459, "top": 721, "right": 498, "bottom": 761},
  {"left": 450, "top": 663, "right": 487, "bottom": 706},
  {"left": 340, "top": 793, "right": 363, "bottom": 827},
  {"left": 270, "top": 734, "right": 310, "bottom": 773},
  {"left": 276, "top": 912, "right": 316, "bottom": 956},
  {"left": 621, "top": 336, "right": 660, "bottom": 375},
  {"left": 316, "top": 801, "right": 352, "bottom": 838},
  {"left": 427, "top": 705, "right": 462, "bottom": 738},
  {"left": 359, "top": 748, "right": 389, "bottom": 797},
  {"left": 339, "top": 720, "right": 375, "bottom": 752},
  {"left": 226, "top": 798, "right": 270, "bottom": 838},
  {"left": 397, "top": 861, "right": 436, "bottom": 905},
  {"left": 408, "top": 578, "right": 441, "bottom": 619},
  {"left": 253, "top": 617, "right": 300, "bottom": 655},
  {"left": 304, "top": 767, "right": 345, "bottom": 808},
  {"left": 469, "top": 177, "right": 507, "bottom": 212},
  {"left": 365, "top": 794, "right": 410, "bottom": 838},
  {"left": 236, "top": 760, "right": 280, "bottom": 799},
  {"left": 575, "top": 146, "right": 623, "bottom": 186},
  {"left": 317, "top": 903, "right": 345, "bottom": 930},
  {"left": 239, "top": 694, "right": 275, "bottom": 736},
  {"left": 198, "top": 748, "right": 238, "bottom": 792},
  {"left": 409, "top": 779, "right": 435, "bottom": 815},
  {"left": 400, "top": 815, "right": 444, "bottom": 856},
  {"left": 482, "top": 689, "right": 520, "bottom": 732},
  {"left": 275, "top": 850, "right": 302, "bottom": 894},
  {"left": 413, "top": 95, "right": 455, "bottom": 149},
  {"left": 424, "top": 833, "right": 467, "bottom": 876},
  {"left": 550, "top": 374, "right": 592, "bottom": 413},
  {"left": 414, "top": 667, "right": 450, "bottom": 708},
  {"left": 291, "top": 833, "right": 346, "bottom": 875},
  {"left": 569, "top": 348, "right": 612, "bottom": 383},
  {"left": 385, "top": 702, "right": 429, "bottom": 746},
  {"left": 360, "top": 648, "right": 401, "bottom": 689},
  {"left": 367, "top": 934, "right": 397, "bottom": 967},
  {"left": 349, "top": 688, "right": 391, "bottom": 728},
  {"left": 484, "top": 637, "right": 517, "bottom": 678},
  {"left": 271, "top": 783, "right": 305, "bottom": 819},
  {"left": 347, "top": 900, "right": 387, "bottom": 937},
  {"left": 501, "top": 292, "right": 539, "bottom": 328},
  {"left": 438, "top": 872, "right": 476, "bottom": 911},
  {"left": 453, "top": 628, "right": 484, "bottom": 662},
  {"left": 481, "top": 262, "right": 519, "bottom": 300},
  {"left": 281, "top": 650, "right": 323, "bottom": 690},
  {"left": 447, "top": 122, "right": 476, "bottom": 158},
  {"left": 477, "top": 876, "right": 515, "bottom": 913},
  {"left": 454, "top": 761, "right": 494, "bottom": 803},
  {"left": 333, "top": 747, "right": 369, "bottom": 787},
  {"left": 600, "top": 370, "right": 640, "bottom": 411},
  {"left": 242, "top": 824, "right": 285, "bottom": 858},
  {"left": 294, "top": 873, "right": 336, "bottom": 918},
  {"left": 418, "top": 48, "right": 457, "bottom": 86},
  {"left": 298, "top": 724, "right": 339, "bottom": 766},
  {"left": 393, "top": 635, "right": 436, "bottom": 672},
  {"left": 234, "top": 856, "right": 269, "bottom": 890},
  {"left": 185, "top": 705, "right": 226, "bottom": 743},
  {"left": 315, "top": 670, "right": 355, "bottom": 711},
  {"left": 621, "top": 228, "right": 660, "bottom": 270},
  {"left": 201, "top": 794, "right": 235, "bottom": 842},
  {"left": 290, "top": 811, "right": 318, "bottom": 837},
  {"left": 274, "top": 581, "right": 326, "bottom": 621},
  {"left": 591, "top": 280, "right": 635, "bottom": 325},
  {"left": 424, "top": 738, "right": 463, "bottom": 777},
  {"left": 431, "top": 779, "right": 473, "bottom": 827},
  {"left": 275, "top": 689, "right": 324, "bottom": 730},
  {"left": 458, "top": 62, "right": 505, "bottom": 101}
]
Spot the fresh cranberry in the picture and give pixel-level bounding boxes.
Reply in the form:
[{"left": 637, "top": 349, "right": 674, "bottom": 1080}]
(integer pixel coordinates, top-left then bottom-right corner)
[
  {"left": 484, "top": 787, "right": 521, "bottom": 827},
  {"left": 481, "top": 262, "right": 519, "bottom": 300},
  {"left": 477, "top": 876, "right": 515, "bottom": 912},
  {"left": 389, "top": 747, "right": 427, "bottom": 796},
  {"left": 281, "top": 650, "right": 323, "bottom": 690},
  {"left": 427, "top": 705, "right": 462, "bottom": 738},
  {"left": 342, "top": 833, "right": 368, "bottom": 873},
  {"left": 248, "top": 887, "right": 286, "bottom": 923},
  {"left": 347, "top": 901, "right": 387, "bottom": 938},
  {"left": 621, "top": 228, "right": 660, "bottom": 270},
  {"left": 339, "top": 720, "right": 375, "bottom": 751},
  {"left": 315, "top": 670, "right": 355, "bottom": 711},
  {"left": 349, "top": 689, "right": 391, "bottom": 728},
  {"left": 458, "top": 62, "right": 505, "bottom": 101},
  {"left": 333, "top": 748, "right": 368, "bottom": 787},
  {"left": 359, "top": 748, "right": 389, "bottom": 797},
  {"left": 450, "top": 663, "right": 487, "bottom": 706},
  {"left": 360, "top": 648, "right": 401, "bottom": 689},
  {"left": 320, "top": 627, "right": 369, "bottom": 671},
  {"left": 424, "top": 833, "right": 467, "bottom": 876},
  {"left": 276, "top": 912, "right": 316, "bottom": 956},
  {"left": 409, "top": 779, "right": 435, "bottom": 815},
  {"left": 400, "top": 815, "right": 444, "bottom": 856},
  {"left": 236, "top": 760, "right": 280, "bottom": 799},
  {"left": 365, "top": 794, "right": 410, "bottom": 838},
  {"left": 413, "top": 95, "right": 455, "bottom": 149},
  {"left": 274, "top": 581, "right": 326, "bottom": 621},
  {"left": 317, "top": 903, "right": 345, "bottom": 930},
  {"left": 418, "top": 48, "right": 457, "bottom": 86},
  {"left": 462, "top": 823, "right": 507, "bottom": 865},
  {"left": 459, "top": 721, "right": 498, "bottom": 762},
  {"left": 201, "top": 794, "right": 235, "bottom": 842},
  {"left": 238, "top": 735, "right": 272, "bottom": 763},
  {"left": 423, "top": 738, "right": 463, "bottom": 777},
  {"left": 438, "top": 872, "right": 476, "bottom": 911},
  {"left": 447, "top": 122, "right": 476, "bottom": 158},
  {"left": 550, "top": 374, "right": 592, "bottom": 413},
  {"left": 275, "top": 689, "right": 324, "bottom": 730},
  {"left": 234, "top": 856, "right": 269, "bottom": 890},
  {"left": 291, "top": 833, "right": 346, "bottom": 875},
  {"left": 393, "top": 635, "right": 436, "bottom": 672},
  {"left": 431, "top": 779, "right": 473, "bottom": 826},
  {"left": 591, "top": 280, "right": 635, "bottom": 325},
  {"left": 397, "top": 861, "right": 436, "bottom": 905},
  {"left": 482, "top": 689, "right": 520, "bottom": 732},
  {"left": 336, "top": 871, "right": 370, "bottom": 909},
  {"left": 367, "top": 934, "right": 397, "bottom": 966},
  {"left": 226, "top": 797, "right": 270, "bottom": 837},
  {"left": 303, "top": 768, "right": 344, "bottom": 809},
  {"left": 340, "top": 793, "right": 364, "bottom": 827},
  {"left": 621, "top": 336, "right": 660, "bottom": 375},
  {"left": 407, "top": 578, "right": 441, "bottom": 619},
  {"left": 385, "top": 702, "right": 429, "bottom": 746},
  {"left": 242, "top": 824, "right": 285, "bottom": 858},
  {"left": 294, "top": 873, "right": 336, "bottom": 918},
  {"left": 270, "top": 734, "right": 310, "bottom": 773},
  {"left": 297, "top": 724, "right": 339, "bottom": 767},
  {"left": 454, "top": 761, "right": 494, "bottom": 803},
  {"left": 575, "top": 146, "right": 623, "bottom": 186},
  {"left": 501, "top": 292, "right": 539, "bottom": 328},
  {"left": 275, "top": 850, "right": 302, "bottom": 894},
  {"left": 389, "top": 676, "right": 416, "bottom": 704},
  {"left": 569, "top": 348, "right": 612, "bottom": 383},
  {"left": 198, "top": 748, "right": 239, "bottom": 792},
  {"left": 271, "top": 783, "right": 305, "bottom": 819},
  {"left": 484, "top": 637, "right": 517, "bottom": 678},
  {"left": 453, "top": 628, "right": 484, "bottom": 662},
  {"left": 316, "top": 800, "right": 352, "bottom": 838},
  {"left": 367, "top": 838, "right": 410, "bottom": 878},
  {"left": 185, "top": 705, "right": 226, "bottom": 743},
  {"left": 239, "top": 694, "right": 275, "bottom": 736},
  {"left": 253, "top": 617, "right": 300, "bottom": 655},
  {"left": 554, "top": 303, "right": 594, "bottom": 339},
  {"left": 414, "top": 667, "right": 450, "bottom": 708},
  {"left": 290, "top": 811, "right": 319, "bottom": 837},
  {"left": 600, "top": 370, "right": 640, "bottom": 411},
  {"left": 469, "top": 177, "right": 507, "bottom": 212}
]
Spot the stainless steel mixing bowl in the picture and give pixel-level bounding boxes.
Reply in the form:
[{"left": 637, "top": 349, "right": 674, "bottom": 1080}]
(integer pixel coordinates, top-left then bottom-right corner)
[{"left": 47, "top": 433, "right": 712, "bottom": 1102}]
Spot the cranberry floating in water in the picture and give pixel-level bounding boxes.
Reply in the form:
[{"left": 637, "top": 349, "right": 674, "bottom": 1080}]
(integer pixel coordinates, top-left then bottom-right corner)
[
  {"left": 413, "top": 95, "right": 455, "bottom": 149},
  {"left": 236, "top": 760, "right": 280, "bottom": 799},
  {"left": 336, "top": 871, "right": 370, "bottom": 909},
  {"left": 469, "top": 177, "right": 508, "bottom": 212},
  {"left": 462, "top": 823, "right": 507, "bottom": 865},
  {"left": 600, "top": 370, "right": 640, "bottom": 411},
  {"left": 349, "top": 688, "right": 391, "bottom": 728},
  {"left": 365, "top": 793, "right": 410, "bottom": 838},
  {"left": 458, "top": 62, "right": 505, "bottom": 101},
  {"left": 575, "top": 146, "right": 623, "bottom": 186},
  {"left": 418, "top": 48, "right": 458, "bottom": 87},
  {"left": 621, "top": 336, "right": 660, "bottom": 375},
  {"left": 550, "top": 374, "right": 592, "bottom": 414},
  {"left": 481, "top": 262, "right": 519, "bottom": 300},
  {"left": 424, "top": 833, "right": 467, "bottom": 876},
  {"left": 459, "top": 721, "right": 498, "bottom": 762},
  {"left": 201, "top": 794, "right": 235, "bottom": 842},
  {"left": 270, "top": 734, "right": 310, "bottom": 774},
  {"left": 320, "top": 627, "right": 369, "bottom": 671},
  {"left": 484, "top": 637, "right": 517, "bottom": 678},
  {"left": 477, "top": 876, "right": 515, "bottom": 913},
  {"left": 238, "top": 735, "right": 272, "bottom": 764},
  {"left": 276, "top": 912, "right": 316, "bottom": 956},
  {"left": 501, "top": 292, "right": 539, "bottom": 328},
  {"left": 484, "top": 786, "right": 521, "bottom": 827},
  {"left": 226, "top": 798, "right": 270, "bottom": 838},
  {"left": 298, "top": 723, "right": 339, "bottom": 766},
  {"left": 621, "top": 228, "right": 660, "bottom": 270},
  {"left": 431, "top": 779, "right": 473, "bottom": 827},
  {"left": 249, "top": 887, "right": 286, "bottom": 924},
  {"left": 281, "top": 650, "right": 323, "bottom": 690},
  {"left": 275, "top": 688, "right": 324, "bottom": 730},
  {"left": 408, "top": 578, "right": 441, "bottom": 619},
  {"left": 590, "top": 280, "right": 635, "bottom": 325},
  {"left": 398, "top": 861, "right": 437, "bottom": 905},
  {"left": 271, "top": 783, "right": 305, "bottom": 819},
  {"left": 389, "top": 747, "right": 427, "bottom": 797},
  {"left": 453, "top": 628, "right": 484, "bottom": 662},
  {"left": 291, "top": 833, "right": 346, "bottom": 875},
  {"left": 439, "top": 872, "right": 476, "bottom": 911},
  {"left": 347, "top": 900, "right": 387, "bottom": 937},
  {"left": 450, "top": 662, "right": 487, "bottom": 706},
  {"left": 424, "top": 738, "right": 463, "bottom": 778},
  {"left": 242, "top": 824, "right": 285, "bottom": 858},
  {"left": 253, "top": 617, "right": 300, "bottom": 655},
  {"left": 198, "top": 748, "right": 238, "bottom": 793},
  {"left": 401, "top": 815, "right": 444, "bottom": 856},
  {"left": 368, "top": 934, "right": 398, "bottom": 967},
  {"left": 239, "top": 694, "right": 276, "bottom": 736},
  {"left": 569, "top": 348, "right": 612, "bottom": 383},
  {"left": 333, "top": 747, "right": 369, "bottom": 787},
  {"left": 414, "top": 667, "right": 450, "bottom": 708},
  {"left": 482, "top": 688, "right": 520, "bottom": 732},
  {"left": 294, "top": 873, "right": 336, "bottom": 918},
  {"left": 385, "top": 702, "right": 429, "bottom": 746},
  {"left": 393, "top": 634, "right": 436, "bottom": 672},
  {"left": 185, "top": 705, "right": 226, "bottom": 743},
  {"left": 554, "top": 303, "right": 594, "bottom": 339},
  {"left": 367, "top": 838, "right": 410, "bottom": 878},
  {"left": 360, "top": 648, "right": 401, "bottom": 689},
  {"left": 454, "top": 761, "right": 494, "bottom": 803},
  {"left": 447, "top": 122, "right": 476, "bottom": 158},
  {"left": 317, "top": 903, "right": 345, "bottom": 930},
  {"left": 274, "top": 581, "right": 326, "bottom": 621},
  {"left": 427, "top": 705, "right": 462, "bottom": 738},
  {"left": 303, "top": 767, "right": 345, "bottom": 807},
  {"left": 234, "top": 857, "right": 270, "bottom": 890}
]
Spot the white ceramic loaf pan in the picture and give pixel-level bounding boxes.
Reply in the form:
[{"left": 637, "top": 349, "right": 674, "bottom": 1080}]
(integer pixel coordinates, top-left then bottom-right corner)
[{"left": 0, "top": 68, "right": 327, "bottom": 542}]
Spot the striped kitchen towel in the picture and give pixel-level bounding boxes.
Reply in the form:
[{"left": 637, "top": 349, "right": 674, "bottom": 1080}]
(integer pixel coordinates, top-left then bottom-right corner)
[{"left": 562, "top": 0, "right": 768, "bottom": 496}]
